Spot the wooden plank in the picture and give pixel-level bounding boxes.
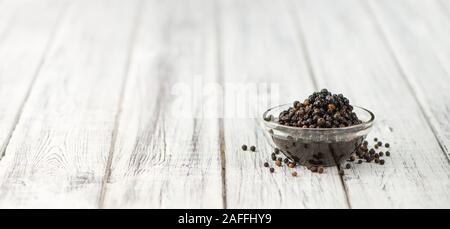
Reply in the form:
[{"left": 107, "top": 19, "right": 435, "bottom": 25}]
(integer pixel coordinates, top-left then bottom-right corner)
[
  {"left": 0, "top": 0, "right": 65, "bottom": 158},
  {"left": 368, "top": 0, "right": 450, "bottom": 161},
  {"left": 102, "top": 0, "right": 223, "bottom": 208},
  {"left": 290, "top": 0, "right": 450, "bottom": 208},
  {"left": 0, "top": 0, "right": 140, "bottom": 208},
  {"left": 220, "top": 0, "right": 349, "bottom": 208}
]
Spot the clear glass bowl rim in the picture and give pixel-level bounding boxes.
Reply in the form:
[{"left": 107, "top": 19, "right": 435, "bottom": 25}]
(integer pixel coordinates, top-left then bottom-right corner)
[{"left": 262, "top": 103, "right": 375, "bottom": 133}]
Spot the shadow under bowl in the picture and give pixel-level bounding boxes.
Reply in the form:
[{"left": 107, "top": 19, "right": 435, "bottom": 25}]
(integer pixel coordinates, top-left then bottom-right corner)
[{"left": 262, "top": 104, "right": 375, "bottom": 167}]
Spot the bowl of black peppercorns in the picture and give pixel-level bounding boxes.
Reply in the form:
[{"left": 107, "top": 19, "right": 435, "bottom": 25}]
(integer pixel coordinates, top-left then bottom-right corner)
[{"left": 263, "top": 89, "right": 374, "bottom": 167}]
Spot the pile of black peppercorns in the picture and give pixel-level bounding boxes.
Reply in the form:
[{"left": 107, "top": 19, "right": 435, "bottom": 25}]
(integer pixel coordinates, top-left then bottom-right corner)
[
  {"left": 337, "top": 137, "right": 391, "bottom": 176},
  {"left": 354, "top": 138, "right": 390, "bottom": 165},
  {"left": 268, "top": 147, "right": 300, "bottom": 176},
  {"left": 278, "top": 89, "right": 362, "bottom": 128}
]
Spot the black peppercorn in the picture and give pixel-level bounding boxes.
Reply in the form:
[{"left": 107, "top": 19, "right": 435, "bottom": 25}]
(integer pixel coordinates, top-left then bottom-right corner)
[
  {"left": 350, "top": 155, "right": 355, "bottom": 162},
  {"left": 250, "top": 146, "right": 256, "bottom": 151},
  {"left": 241, "top": 145, "right": 247, "bottom": 151},
  {"left": 275, "top": 160, "right": 282, "bottom": 167},
  {"left": 271, "top": 154, "right": 277, "bottom": 161},
  {"left": 318, "top": 166, "right": 324, "bottom": 174},
  {"left": 274, "top": 148, "right": 280, "bottom": 154},
  {"left": 317, "top": 118, "right": 326, "bottom": 127}
]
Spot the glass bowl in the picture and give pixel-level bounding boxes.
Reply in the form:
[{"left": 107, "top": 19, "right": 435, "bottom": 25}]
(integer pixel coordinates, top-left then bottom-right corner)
[{"left": 262, "top": 104, "right": 375, "bottom": 167}]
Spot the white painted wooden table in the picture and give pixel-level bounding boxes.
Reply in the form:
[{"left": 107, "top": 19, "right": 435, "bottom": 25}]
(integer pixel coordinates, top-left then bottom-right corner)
[{"left": 0, "top": 0, "right": 449, "bottom": 209}]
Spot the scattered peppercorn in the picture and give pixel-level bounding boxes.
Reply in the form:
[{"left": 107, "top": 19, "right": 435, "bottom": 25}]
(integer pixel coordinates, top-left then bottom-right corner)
[
  {"left": 270, "top": 167, "right": 275, "bottom": 173},
  {"left": 274, "top": 148, "right": 280, "bottom": 154},
  {"left": 374, "top": 138, "right": 378, "bottom": 142},
  {"left": 374, "top": 158, "right": 380, "bottom": 164},
  {"left": 377, "top": 141, "right": 382, "bottom": 147},
  {"left": 380, "top": 159, "right": 385, "bottom": 165},
  {"left": 358, "top": 159, "right": 363, "bottom": 164},
  {"left": 275, "top": 160, "right": 282, "bottom": 167},
  {"left": 374, "top": 145, "right": 379, "bottom": 149},
  {"left": 385, "top": 143, "right": 390, "bottom": 148},
  {"left": 350, "top": 155, "right": 355, "bottom": 162},
  {"left": 241, "top": 145, "right": 247, "bottom": 151},
  {"left": 318, "top": 166, "right": 324, "bottom": 174},
  {"left": 386, "top": 151, "right": 390, "bottom": 156},
  {"left": 284, "top": 158, "right": 289, "bottom": 164},
  {"left": 264, "top": 162, "right": 269, "bottom": 167},
  {"left": 250, "top": 146, "right": 256, "bottom": 151},
  {"left": 361, "top": 145, "right": 368, "bottom": 152},
  {"left": 345, "top": 163, "right": 351, "bottom": 169},
  {"left": 311, "top": 166, "right": 318, "bottom": 173},
  {"left": 277, "top": 157, "right": 282, "bottom": 162},
  {"left": 379, "top": 152, "right": 384, "bottom": 157},
  {"left": 271, "top": 154, "right": 277, "bottom": 161},
  {"left": 339, "top": 169, "right": 345, "bottom": 176}
]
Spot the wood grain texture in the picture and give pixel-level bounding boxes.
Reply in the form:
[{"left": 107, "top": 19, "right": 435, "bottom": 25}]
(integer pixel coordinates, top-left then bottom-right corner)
[
  {"left": 0, "top": 0, "right": 448, "bottom": 209},
  {"left": 0, "top": 0, "right": 140, "bottom": 208},
  {"left": 0, "top": 0, "right": 65, "bottom": 158},
  {"left": 368, "top": 0, "right": 450, "bottom": 162},
  {"left": 102, "top": 0, "right": 223, "bottom": 208},
  {"left": 219, "top": 0, "right": 349, "bottom": 208},
  {"left": 291, "top": 0, "right": 450, "bottom": 208}
]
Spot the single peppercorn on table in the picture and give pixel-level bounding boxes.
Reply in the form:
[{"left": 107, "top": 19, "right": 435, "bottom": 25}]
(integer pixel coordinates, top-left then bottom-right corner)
[{"left": 0, "top": 0, "right": 449, "bottom": 209}]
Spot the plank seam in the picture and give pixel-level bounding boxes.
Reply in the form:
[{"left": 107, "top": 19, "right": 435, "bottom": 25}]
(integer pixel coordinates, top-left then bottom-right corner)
[
  {"left": 0, "top": 1, "right": 69, "bottom": 161},
  {"left": 363, "top": 0, "right": 450, "bottom": 163},
  {"left": 98, "top": 0, "right": 145, "bottom": 209},
  {"left": 215, "top": 0, "right": 227, "bottom": 209},
  {"left": 284, "top": 0, "right": 318, "bottom": 90},
  {"left": 284, "top": 0, "right": 352, "bottom": 209}
]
